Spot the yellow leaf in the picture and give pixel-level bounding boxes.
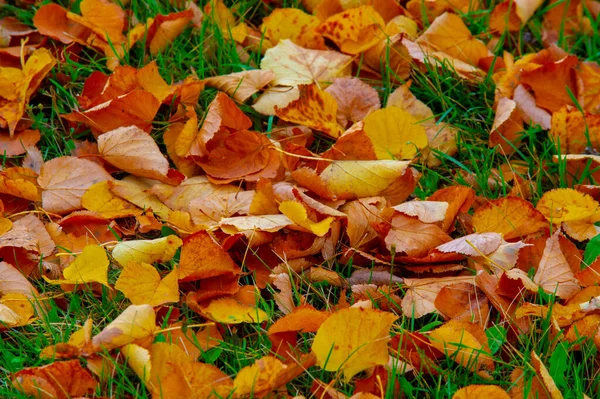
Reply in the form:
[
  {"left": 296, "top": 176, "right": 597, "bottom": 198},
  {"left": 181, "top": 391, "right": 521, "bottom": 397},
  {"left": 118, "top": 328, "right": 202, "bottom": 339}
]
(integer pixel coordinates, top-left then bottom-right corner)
[
  {"left": 279, "top": 201, "right": 334, "bottom": 237},
  {"left": 122, "top": 344, "right": 151, "bottom": 384},
  {"left": 363, "top": 107, "right": 428, "bottom": 160},
  {"left": 316, "top": 6, "right": 385, "bottom": 54},
  {"left": 276, "top": 84, "right": 343, "bottom": 138},
  {"left": 112, "top": 235, "right": 183, "bottom": 267},
  {"left": 108, "top": 176, "right": 173, "bottom": 219},
  {"left": 292, "top": 160, "right": 411, "bottom": 200},
  {"left": 198, "top": 297, "right": 268, "bottom": 324},
  {"left": 536, "top": 188, "right": 600, "bottom": 223},
  {"left": 0, "top": 293, "right": 35, "bottom": 328},
  {"left": 82, "top": 181, "right": 141, "bottom": 219},
  {"left": 452, "top": 385, "right": 510, "bottom": 398},
  {"left": 45, "top": 245, "right": 110, "bottom": 287},
  {"left": 115, "top": 262, "right": 179, "bottom": 307},
  {"left": 311, "top": 307, "right": 397, "bottom": 380},
  {"left": 88, "top": 304, "right": 156, "bottom": 354},
  {"left": 428, "top": 320, "right": 494, "bottom": 372},
  {"left": 261, "top": 8, "right": 325, "bottom": 49},
  {"left": 232, "top": 356, "right": 285, "bottom": 398}
]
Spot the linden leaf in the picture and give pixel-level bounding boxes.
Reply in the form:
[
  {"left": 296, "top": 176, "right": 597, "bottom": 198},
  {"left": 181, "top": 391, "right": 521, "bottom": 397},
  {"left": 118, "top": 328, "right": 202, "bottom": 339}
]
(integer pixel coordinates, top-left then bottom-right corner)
[
  {"left": 197, "top": 297, "right": 268, "bottom": 324},
  {"left": 112, "top": 235, "right": 183, "bottom": 267},
  {"left": 37, "top": 156, "right": 113, "bottom": 215},
  {"left": 279, "top": 201, "right": 334, "bottom": 237},
  {"left": 537, "top": 188, "right": 600, "bottom": 223},
  {"left": 12, "top": 359, "right": 97, "bottom": 399},
  {"left": 178, "top": 231, "right": 240, "bottom": 282},
  {"left": 45, "top": 245, "right": 110, "bottom": 288},
  {"left": 203, "top": 70, "right": 275, "bottom": 103},
  {"left": 363, "top": 107, "right": 428, "bottom": 160},
  {"left": 428, "top": 320, "right": 494, "bottom": 372},
  {"left": 316, "top": 6, "right": 385, "bottom": 54},
  {"left": 260, "top": 39, "right": 352, "bottom": 86},
  {"left": 276, "top": 84, "right": 343, "bottom": 138},
  {"left": 115, "top": 262, "right": 179, "bottom": 307},
  {"left": 472, "top": 196, "right": 548, "bottom": 240},
  {"left": 312, "top": 307, "right": 397, "bottom": 381},
  {"left": 385, "top": 213, "right": 451, "bottom": 257},
  {"left": 261, "top": 8, "right": 324, "bottom": 49},
  {"left": 108, "top": 176, "right": 173, "bottom": 219},
  {"left": 82, "top": 181, "right": 141, "bottom": 219},
  {"left": 87, "top": 304, "right": 156, "bottom": 354},
  {"left": 533, "top": 230, "right": 581, "bottom": 299},
  {"left": 98, "top": 125, "right": 171, "bottom": 182},
  {"left": 325, "top": 77, "right": 381, "bottom": 128}
]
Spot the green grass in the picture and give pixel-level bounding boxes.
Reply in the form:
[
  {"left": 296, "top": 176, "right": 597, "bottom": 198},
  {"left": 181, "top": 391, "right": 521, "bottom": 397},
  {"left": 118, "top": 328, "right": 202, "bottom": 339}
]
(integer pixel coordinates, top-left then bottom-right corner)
[{"left": 2, "top": 0, "right": 600, "bottom": 398}]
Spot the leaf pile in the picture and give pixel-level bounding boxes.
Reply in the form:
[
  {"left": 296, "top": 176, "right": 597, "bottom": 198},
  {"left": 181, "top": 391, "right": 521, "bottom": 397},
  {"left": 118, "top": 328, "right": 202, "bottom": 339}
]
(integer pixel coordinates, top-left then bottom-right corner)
[{"left": 1, "top": 0, "right": 600, "bottom": 398}]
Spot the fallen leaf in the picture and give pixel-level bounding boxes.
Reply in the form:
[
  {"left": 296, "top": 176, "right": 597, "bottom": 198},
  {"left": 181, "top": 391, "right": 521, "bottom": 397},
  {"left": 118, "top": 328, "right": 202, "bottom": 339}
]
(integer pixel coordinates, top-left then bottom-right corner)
[
  {"left": 108, "top": 176, "right": 173, "bottom": 219},
  {"left": 45, "top": 245, "right": 110, "bottom": 288},
  {"left": 98, "top": 125, "right": 171, "bottom": 182},
  {"left": 12, "top": 360, "right": 97, "bottom": 399},
  {"left": 178, "top": 230, "right": 240, "bottom": 282},
  {"left": 453, "top": 385, "right": 510, "bottom": 398},
  {"left": 82, "top": 181, "right": 141, "bottom": 219},
  {"left": 87, "top": 304, "right": 156, "bottom": 354},
  {"left": 325, "top": 77, "right": 381, "bottom": 128},
  {"left": 260, "top": 8, "right": 324, "bottom": 49},
  {"left": 316, "top": 6, "right": 385, "bottom": 54},
  {"left": 260, "top": 39, "right": 352, "bottom": 86},
  {"left": 112, "top": 235, "right": 183, "bottom": 267},
  {"left": 312, "top": 307, "right": 397, "bottom": 380},
  {"left": 472, "top": 196, "right": 548, "bottom": 240},
  {"left": 115, "top": 262, "right": 179, "bottom": 306},
  {"left": 402, "top": 276, "right": 476, "bottom": 318},
  {"left": 384, "top": 213, "right": 451, "bottom": 257},
  {"left": 146, "top": 10, "right": 194, "bottom": 55},
  {"left": 276, "top": 84, "right": 342, "bottom": 138},
  {"left": 550, "top": 106, "right": 600, "bottom": 154},
  {"left": 533, "top": 229, "right": 581, "bottom": 299},
  {"left": 279, "top": 200, "right": 334, "bottom": 237},
  {"left": 196, "top": 296, "right": 268, "bottom": 324},
  {"left": 203, "top": 70, "right": 275, "bottom": 102},
  {"left": 429, "top": 320, "right": 494, "bottom": 372},
  {"left": 38, "top": 156, "right": 112, "bottom": 214}
]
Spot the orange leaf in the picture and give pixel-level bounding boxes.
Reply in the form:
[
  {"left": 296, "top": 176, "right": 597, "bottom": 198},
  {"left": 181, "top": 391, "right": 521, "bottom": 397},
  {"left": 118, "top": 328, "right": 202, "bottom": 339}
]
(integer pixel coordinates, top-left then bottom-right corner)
[
  {"left": 146, "top": 10, "right": 194, "bottom": 55},
  {"left": 472, "top": 196, "right": 548, "bottom": 240},
  {"left": 37, "top": 156, "right": 112, "bottom": 214},
  {"left": 276, "top": 84, "right": 342, "bottom": 138},
  {"left": 204, "top": 70, "right": 275, "bottom": 103},
  {"left": 98, "top": 125, "right": 171, "bottom": 182},
  {"left": 316, "top": 6, "right": 385, "bottom": 54},
  {"left": 66, "top": 0, "right": 126, "bottom": 44},
  {"left": 0, "top": 129, "right": 40, "bottom": 156},
  {"left": 198, "top": 130, "right": 281, "bottom": 183},
  {"left": 385, "top": 213, "right": 451, "bottom": 257},
  {"left": 261, "top": 8, "right": 325, "bottom": 50},
  {"left": 453, "top": 385, "right": 510, "bottom": 398},
  {"left": 63, "top": 90, "right": 160, "bottom": 136},
  {"left": 0, "top": 167, "right": 41, "bottom": 201},
  {"left": 520, "top": 56, "right": 578, "bottom": 113},
  {"left": 550, "top": 105, "right": 600, "bottom": 154},
  {"left": 12, "top": 360, "right": 97, "bottom": 399},
  {"left": 33, "top": 4, "right": 90, "bottom": 44},
  {"left": 533, "top": 230, "right": 581, "bottom": 298},
  {"left": 178, "top": 230, "right": 240, "bottom": 282}
]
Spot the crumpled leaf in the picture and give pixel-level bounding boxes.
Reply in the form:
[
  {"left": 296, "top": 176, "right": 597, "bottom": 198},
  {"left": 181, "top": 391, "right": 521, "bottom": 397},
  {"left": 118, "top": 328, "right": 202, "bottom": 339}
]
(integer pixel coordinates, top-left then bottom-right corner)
[{"left": 312, "top": 307, "right": 397, "bottom": 381}]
